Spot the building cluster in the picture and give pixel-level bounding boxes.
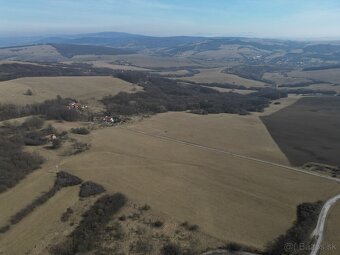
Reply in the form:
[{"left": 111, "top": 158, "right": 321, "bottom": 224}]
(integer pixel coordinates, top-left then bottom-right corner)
[{"left": 67, "top": 102, "right": 88, "bottom": 111}]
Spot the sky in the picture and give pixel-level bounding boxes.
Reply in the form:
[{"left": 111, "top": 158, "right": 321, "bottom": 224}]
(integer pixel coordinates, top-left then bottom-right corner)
[{"left": 0, "top": 0, "right": 340, "bottom": 39}]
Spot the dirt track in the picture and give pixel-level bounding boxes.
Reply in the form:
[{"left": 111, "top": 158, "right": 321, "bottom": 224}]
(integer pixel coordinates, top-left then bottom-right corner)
[
  {"left": 122, "top": 127, "right": 340, "bottom": 183},
  {"left": 310, "top": 194, "right": 340, "bottom": 255}
]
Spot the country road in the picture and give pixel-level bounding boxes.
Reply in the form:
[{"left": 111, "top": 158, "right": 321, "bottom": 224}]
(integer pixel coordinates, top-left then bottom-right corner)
[
  {"left": 310, "top": 194, "right": 340, "bottom": 255},
  {"left": 122, "top": 127, "right": 340, "bottom": 183}
]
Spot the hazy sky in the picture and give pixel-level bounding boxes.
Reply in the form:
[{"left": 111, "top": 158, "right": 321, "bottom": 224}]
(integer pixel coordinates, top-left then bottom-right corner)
[{"left": 1, "top": 0, "right": 340, "bottom": 39}]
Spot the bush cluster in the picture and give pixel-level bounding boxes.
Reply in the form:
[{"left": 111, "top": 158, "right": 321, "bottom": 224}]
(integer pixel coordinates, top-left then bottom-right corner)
[
  {"left": 161, "top": 243, "right": 183, "bottom": 255},
  {"left": 51, "top": 193, "right": 127, "bottom": 254},
  {"left": 79, "top": 181, "right": 106, "bottom": 197},
  {"left": 71, "top": 127, "right": 90, "bottom": 135}
]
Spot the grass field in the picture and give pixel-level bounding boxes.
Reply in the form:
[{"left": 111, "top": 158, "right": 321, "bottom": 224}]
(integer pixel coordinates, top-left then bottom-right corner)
[
  {"left": 288, "top": 68, "right": 340, "bottom": 84},
  {"left": 0, "top": 76, "right": 141, "bottom": 111},
  {"left": 262, "top": 96, "right": 340, "bottom": 166},
  {"left": 321, "top": 202, "right": 340, "bottom": 255},
  {"left": 128, "top": 112, "right": 289, "bottom": 164},
  {"left": 58, "top": 122, "right": 340, "bottom": 249},
  {"left": 181, "top": 67, "right": 268, "bottom": 88}
]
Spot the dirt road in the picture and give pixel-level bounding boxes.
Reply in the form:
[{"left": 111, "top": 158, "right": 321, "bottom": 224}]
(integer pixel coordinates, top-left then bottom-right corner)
[
  {"left": 310, "top": 194, "right": 340, "bottom": 255},
  {"left": 122, "top": 127, "right": 340, "bottom": 183}
]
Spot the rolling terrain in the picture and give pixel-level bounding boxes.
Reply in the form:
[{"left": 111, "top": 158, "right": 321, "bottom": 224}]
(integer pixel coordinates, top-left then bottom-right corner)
[{"left": 0, "top": 33, "right": 340, "bottom": 255}]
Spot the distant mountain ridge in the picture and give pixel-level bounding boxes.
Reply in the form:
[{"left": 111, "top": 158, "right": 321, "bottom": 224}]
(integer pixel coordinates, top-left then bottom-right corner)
[{"left": 1, "top": 32, "right": 340, "bottom": 67}]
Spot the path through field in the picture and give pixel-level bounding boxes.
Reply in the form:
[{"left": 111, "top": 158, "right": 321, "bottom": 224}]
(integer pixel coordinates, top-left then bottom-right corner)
[{"left": 122, "top": 127, "right": 340, "bottom": 183}]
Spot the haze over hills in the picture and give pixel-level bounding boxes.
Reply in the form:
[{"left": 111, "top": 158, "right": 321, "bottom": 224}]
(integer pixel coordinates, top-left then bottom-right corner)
[{"left": 1, "top": 32, "right": 340, "bottom": 71}]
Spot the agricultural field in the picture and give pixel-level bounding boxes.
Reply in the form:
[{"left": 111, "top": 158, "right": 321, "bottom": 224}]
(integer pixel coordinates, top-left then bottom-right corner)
[
  {"left": 1, "top": 34, "right": 340, "bottom": 255},
  {"left": 127, "top": 112, "right": 289, "bottom": 164},
  {"left": 261, "top": 96, "right": 340, "bottom": 166},
  {"left": 60, "top": 123, "right": 340, "bottom": 249},
  {"left": 0, "top": 76, "right": 141, "bottom": 111},
  {"left": 181, "top": 67, "right": 269, "bottom": 88}
]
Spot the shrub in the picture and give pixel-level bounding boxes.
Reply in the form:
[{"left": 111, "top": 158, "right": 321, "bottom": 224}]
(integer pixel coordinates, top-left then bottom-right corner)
[
  {"left": 79, "top": 181, "right": 106, "bottom": 197},
  {"left": 56, "top": 171, "right": 83, "bottom": 187},
  {"left": 71, "top": 127, "right": 90, "bottom": 135},
  {"left": 226, "top": 242, "right": 242, "bottom": 251},
  {"left": 152, "top": 220, "right": 164, "bottom": 228},
  {"left": 0, "top": 225, "right": 10, "bottom": 234},
  {"left": 130, "top": 239, "right": 153, "bottom": 253},
  {"left": 139, "top": 204, "right": 151, "bottom": 211},
  {"left": 24, "top": 89, "right": 33, "bottom": 96},
  {"left": 23, "top": 131, "right": 48, "bottom": 146},
  {"left": 71, "top": 142, "right": 91, "bottom": 155},
  {"left": 22, "top": 116, "right": 44, "bottom": 130},
  {"left": 161, "top": 243, "right": 183, "bottom": 255},
  {"left": 109, "top": 222, "right": 125, "bottom": 240},
  {"left": 118, "top": 215, "right": 126, "bottom": 221},
  {"left": 180, "top": 221, "right": 199, "bottom": 231},
  {"left": 51, "top": 138, "right": 62, "bottom": 149},
  {"left": 61, "top": 208, "right": 74, "bottom": 222}
]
